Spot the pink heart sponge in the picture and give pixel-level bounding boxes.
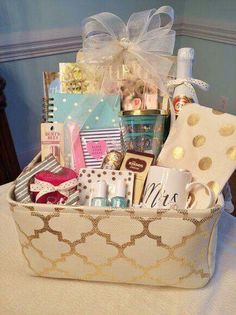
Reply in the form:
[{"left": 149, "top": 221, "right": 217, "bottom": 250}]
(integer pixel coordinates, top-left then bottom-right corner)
[{"left": 31, "top": 167, "right": 78, "bottom": 204}]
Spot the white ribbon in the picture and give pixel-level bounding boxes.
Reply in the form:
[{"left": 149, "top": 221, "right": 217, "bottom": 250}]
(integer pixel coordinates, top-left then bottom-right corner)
[
  {"left": 81, "top": 6, "right": 176, "bottom": 93},
  {"left": 167, "top": 78, "right": 209, "bottom": 98},
  {"left": 30, "top": 178, "right": 78, "bottom": 202}
]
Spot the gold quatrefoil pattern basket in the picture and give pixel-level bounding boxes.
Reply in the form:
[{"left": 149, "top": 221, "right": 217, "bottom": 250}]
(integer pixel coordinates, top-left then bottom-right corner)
[{"left": 8, "top": 185, "right": 222, "bottom": 289}]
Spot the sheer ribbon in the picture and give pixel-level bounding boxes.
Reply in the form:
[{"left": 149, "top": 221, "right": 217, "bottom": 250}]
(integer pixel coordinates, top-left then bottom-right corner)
[
  {"left": 81, "top": 6, "right": 176, "bottom": 93},
  {"left": 167, "top": 78, "right": 209, "bottom": 98},
  {"left": 30, "top": 178, "right": 78, "bottom": 202}
]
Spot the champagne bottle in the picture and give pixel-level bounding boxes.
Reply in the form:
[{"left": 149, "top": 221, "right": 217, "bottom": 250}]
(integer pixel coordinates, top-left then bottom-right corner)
[{"left": 172, "top": 47, "right": 198, "bottom": 114}]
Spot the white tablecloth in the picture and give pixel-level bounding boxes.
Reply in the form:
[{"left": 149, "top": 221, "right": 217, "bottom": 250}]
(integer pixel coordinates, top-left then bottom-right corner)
[{"left": 0, "top": 183, "right": 236, "bottom": 315}]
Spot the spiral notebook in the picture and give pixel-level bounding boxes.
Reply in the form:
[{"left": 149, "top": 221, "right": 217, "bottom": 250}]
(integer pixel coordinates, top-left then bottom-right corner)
[{"left": 43, "top": 92, "right": 120, "bottom": 130}]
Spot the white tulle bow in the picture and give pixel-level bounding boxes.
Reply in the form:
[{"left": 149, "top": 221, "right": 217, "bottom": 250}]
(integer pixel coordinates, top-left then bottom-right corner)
[{"left": 82, "top": 6, "right": 176, "bottom": 92}]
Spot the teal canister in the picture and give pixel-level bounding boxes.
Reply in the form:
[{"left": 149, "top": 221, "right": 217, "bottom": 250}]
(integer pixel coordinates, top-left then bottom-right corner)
[{"left": 120, "top": 110, "right": 169, "bottom": 159}]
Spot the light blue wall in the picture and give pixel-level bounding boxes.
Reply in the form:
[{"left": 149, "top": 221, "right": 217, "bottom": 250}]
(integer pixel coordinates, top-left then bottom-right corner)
[
  {"left": 183, "top": 0, "right": 236, "bottom": 22},
  {"left": 0, "top": 0, "right": 184, "bottom": 168},
  {"left": 179, "top": 0, "right": 236, "bottom": 114},
  {"left": 0, "top": 0, "right": 184, "bottom": 33}
]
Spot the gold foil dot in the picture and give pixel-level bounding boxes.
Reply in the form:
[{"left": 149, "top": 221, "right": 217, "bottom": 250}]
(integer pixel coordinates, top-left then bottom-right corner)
[
  {"left": 226, "top": 146, "right": 236, "bottom": 160},
  {"left": 127, "top": 192, "right": 131, "bottom": 196},
  {"left": 78, "top": 183, "right": 82, "bottom": 186},
  {"left": 219, "top": 124, "right": 235, "bottom": 136},
  {"left": 207, "top": 181, "right": 220, "bottom": 197},
  {"left": 103, "top": 171, "right": 107, "bottom": 175},
  {"left": 97, "top": 174, "right": 101, "bottom": 177},
  {"left": 82, "top": 169, "right": 86, "bottom": 173},
  {"left": 187, "top": 113, "right": 200, "bottom": 126},
  {"left": 172, "top": 146, "right": 185, "bottom": 159},
  {"left": 88, "top": 179, "right": 92, "bottom": 183},
  {"left": 83, "top": 186, "right": 87, "bottom": 189},
  {"left": 198, "top": 157, "right": 212, "bottom": 170},
  {"left": 85, "top": 195, "right": 89, "bottom": 199},
  {"left": 192, "top": 135, "right": 206, "bottom": 147},
  {"left": 87, "top": 174, "right": 91, "bottom": 177},
  {"left": 212, "top": 109, "right": 224, "bottom": 115}
]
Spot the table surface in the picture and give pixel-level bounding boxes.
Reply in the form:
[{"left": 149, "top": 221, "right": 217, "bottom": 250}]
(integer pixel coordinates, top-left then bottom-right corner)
[{"left": 1, "top": 183, "right": 236, "bottom": 315}]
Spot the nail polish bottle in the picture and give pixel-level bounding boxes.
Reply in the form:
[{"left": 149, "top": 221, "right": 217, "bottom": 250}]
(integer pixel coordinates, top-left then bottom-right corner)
[
  {"left": 91, "top": 180, "right": 108, "bottom": 207},
  {"left": 111, "top": 180, "right": 128, "bottom": 208}
]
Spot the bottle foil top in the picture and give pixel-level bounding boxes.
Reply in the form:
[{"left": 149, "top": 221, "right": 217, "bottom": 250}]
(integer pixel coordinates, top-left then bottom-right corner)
[{"left": 177, "top": 47, "right": 194, "bottom": 61}]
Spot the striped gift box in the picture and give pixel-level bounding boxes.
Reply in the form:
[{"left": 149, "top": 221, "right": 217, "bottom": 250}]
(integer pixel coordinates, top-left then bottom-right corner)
[{"left": 80, "top": 128, "right": 121, "bottom": 168}]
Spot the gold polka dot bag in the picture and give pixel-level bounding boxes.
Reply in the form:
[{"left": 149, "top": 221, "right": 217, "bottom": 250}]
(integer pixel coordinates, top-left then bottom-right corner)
[{"left": 158, "top": 103, "right": 236, "bottom": 209}]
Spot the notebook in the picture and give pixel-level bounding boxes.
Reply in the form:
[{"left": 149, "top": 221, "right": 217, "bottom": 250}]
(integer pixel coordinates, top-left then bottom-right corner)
[
  {"left": 42, "top": 72, "right": 60, "bottom": 122},
  {"left": 43, "top": 92, "right": 120, "bottom": 130},
  {"left": 42, "top": 72, "right": 60, "bottom": 98}
]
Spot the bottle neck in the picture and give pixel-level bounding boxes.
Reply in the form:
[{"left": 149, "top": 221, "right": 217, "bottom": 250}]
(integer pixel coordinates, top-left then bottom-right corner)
[{"left": 176, "top": 59, "right": 193, "bottom": 79}]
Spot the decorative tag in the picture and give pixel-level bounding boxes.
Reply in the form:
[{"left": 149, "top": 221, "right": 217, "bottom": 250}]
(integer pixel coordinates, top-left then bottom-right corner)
[
  {"left": 41, "top": 123, "right": 64, "bottom": 165},
  {"left": 86, "top": 141, "right": 107, "bottom": 160},
  {"left": 59, "top": 63, "right": 89, "bottom": 94}
]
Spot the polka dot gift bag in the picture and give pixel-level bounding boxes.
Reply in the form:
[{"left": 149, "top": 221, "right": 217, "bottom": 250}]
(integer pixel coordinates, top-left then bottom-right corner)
[{"left": 158, "top": 103, "right": 236, "bottom": 209}]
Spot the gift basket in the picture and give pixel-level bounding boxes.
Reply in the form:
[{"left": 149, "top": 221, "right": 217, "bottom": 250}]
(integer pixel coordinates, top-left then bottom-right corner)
[{"left": 8, "top": 6, "right": 236, "bottom": 288}]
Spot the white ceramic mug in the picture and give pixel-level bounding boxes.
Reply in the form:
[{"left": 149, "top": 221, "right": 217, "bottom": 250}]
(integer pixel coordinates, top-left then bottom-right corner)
[{"left": 142, "top": 166, "right": 215, "bottom": 209}]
